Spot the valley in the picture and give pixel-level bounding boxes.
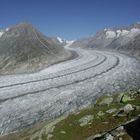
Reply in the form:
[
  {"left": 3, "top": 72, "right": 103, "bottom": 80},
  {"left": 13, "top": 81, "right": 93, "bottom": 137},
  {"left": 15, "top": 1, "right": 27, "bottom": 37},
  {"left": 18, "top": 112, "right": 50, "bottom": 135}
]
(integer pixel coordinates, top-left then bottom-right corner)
[{"left": 0, "top": 42, "right": 140, "bottom": 136}]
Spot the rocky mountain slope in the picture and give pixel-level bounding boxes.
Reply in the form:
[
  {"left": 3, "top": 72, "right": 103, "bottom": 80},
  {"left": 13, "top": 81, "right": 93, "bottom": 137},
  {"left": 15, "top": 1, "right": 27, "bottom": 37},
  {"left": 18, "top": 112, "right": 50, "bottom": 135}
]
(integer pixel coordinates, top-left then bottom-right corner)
[
  {"left": 0, "top": 23, "right": 71, "bottom": 75},
  {"left": 72, "top": 23, "right": 140, "bottom": 57}
]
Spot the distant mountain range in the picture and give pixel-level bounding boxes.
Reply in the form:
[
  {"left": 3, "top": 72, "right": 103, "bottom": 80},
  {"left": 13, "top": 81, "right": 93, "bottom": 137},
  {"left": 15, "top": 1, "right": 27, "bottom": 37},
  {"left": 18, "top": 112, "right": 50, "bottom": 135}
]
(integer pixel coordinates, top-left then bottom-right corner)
[
  {"left": 72, "top": 23, "right": 140, "bottom": 57},
  {"left": 0, "top": 23, "right": 71, "bottom": 75}
]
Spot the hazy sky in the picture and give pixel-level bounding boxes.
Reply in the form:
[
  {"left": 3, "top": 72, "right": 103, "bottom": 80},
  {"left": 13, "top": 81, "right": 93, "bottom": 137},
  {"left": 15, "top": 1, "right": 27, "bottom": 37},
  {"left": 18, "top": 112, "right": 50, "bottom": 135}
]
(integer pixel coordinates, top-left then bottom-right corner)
[{"left": 0, "top": 0, "right": 140, "bottom": 40}]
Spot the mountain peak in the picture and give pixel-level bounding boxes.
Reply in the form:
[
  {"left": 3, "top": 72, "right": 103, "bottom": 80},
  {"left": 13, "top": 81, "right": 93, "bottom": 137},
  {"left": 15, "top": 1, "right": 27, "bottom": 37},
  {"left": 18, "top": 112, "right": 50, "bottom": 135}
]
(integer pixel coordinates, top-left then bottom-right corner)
[
  {"left": 15, "top": 22, "right": 34, "bottom": 28},
  {"left": 0, "top": 22, "right": 39, "bottom": 40},
  {"left": 0, "top": 22, "right": 70, "bottom": 75},
  {"left": 9, "top": 22, "right": 35, "bottom": 31},
  {"left": 136, "top": 21, "right": 140, "bottom": 24},
  {"left": 129, "top": 22, "right": 140, "bottom": 29}
]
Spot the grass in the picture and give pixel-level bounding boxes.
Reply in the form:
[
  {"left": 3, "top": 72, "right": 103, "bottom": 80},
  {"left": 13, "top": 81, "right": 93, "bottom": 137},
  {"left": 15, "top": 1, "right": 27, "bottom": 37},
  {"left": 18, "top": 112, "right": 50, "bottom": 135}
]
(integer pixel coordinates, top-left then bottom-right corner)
[
  {"left": 1, "top": 89, "right": 140, "bottom": 140},
  {"left": 47, "top": 90, "right": 140, "bottom": 140}
]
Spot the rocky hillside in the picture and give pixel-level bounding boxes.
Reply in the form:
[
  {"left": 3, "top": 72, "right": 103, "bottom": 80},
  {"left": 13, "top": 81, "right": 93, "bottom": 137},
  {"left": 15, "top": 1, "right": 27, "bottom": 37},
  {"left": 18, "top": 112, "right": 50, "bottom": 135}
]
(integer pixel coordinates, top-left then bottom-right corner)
[
  {"left": 72, "top": 23, "right": 140, "bottom": 57},
  {"left": 107, "top": 31, "right": 140, "bottom": 57},
  {"left": 0, "top": 23, "right": 71, "bottom": 75},
  {"left": 1, "top": 89, "right": 140, "bottom": 140}
]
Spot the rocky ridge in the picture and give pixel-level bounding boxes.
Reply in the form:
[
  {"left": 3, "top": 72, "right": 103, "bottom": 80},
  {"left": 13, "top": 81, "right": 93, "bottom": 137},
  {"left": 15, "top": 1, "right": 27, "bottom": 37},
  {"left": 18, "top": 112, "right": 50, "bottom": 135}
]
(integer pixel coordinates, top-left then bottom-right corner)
[{"left": 71, "top": 23, "right": 140, "bottom": 57}]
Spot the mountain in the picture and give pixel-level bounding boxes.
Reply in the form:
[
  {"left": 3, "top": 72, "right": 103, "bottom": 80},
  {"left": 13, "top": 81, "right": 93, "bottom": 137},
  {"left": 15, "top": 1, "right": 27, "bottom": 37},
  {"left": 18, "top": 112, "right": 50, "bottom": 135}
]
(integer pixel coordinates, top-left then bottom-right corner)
[
  {"left": 0, "top": 23, "right": 71, "bottom": 75},
  {"left": 72, "top": 23, "right": 140, "bottom": 56},
  {"left": 120, "top": 34, "right": 140, "bottom": 56},
  {"left": 106, "top": 24, "right": 140, "bottom": 56}
]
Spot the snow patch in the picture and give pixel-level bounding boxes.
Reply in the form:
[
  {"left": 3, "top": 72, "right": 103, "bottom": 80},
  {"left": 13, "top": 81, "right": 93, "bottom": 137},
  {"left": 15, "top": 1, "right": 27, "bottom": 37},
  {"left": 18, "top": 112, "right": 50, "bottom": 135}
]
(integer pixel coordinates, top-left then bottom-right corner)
[
  {"left": 116, "top": 30, "right": 130, "bottom": 37},
  {"left": 104, "top": 28, "right": 108, "bottom": 31},
  {"left": 0, "top": 28, "right": 9, "bottom": 37},
  {"left": 105, "top": 27, "right": 140, "bottom": 39},
  {"left": 66, "top": 40, "right": 75, "bottom": 44},
  {"left": 57, "top": 37, "right": 64, "bottom": 43},
  {"left": 121, "top": 30, "right": 129, "bottom": 36},
  {"left": 6, "top": 28, "right": 9, "bottom": 32},
  {"left": 127, "top": 28, "right": 140, "bottom": 37},
  {"left": 116, "top": 30, "right": 122, "bottom": 37},
  {"left": 130, "top": 28, "right": 140, "bottom": 33},
  {"left": 0, "top": 31, "right": 4, "bottom": 37},
  {"left": 115, "top": 28, "right": 140, "bottom": 38},
  {"left": 106, "top": 31, "right": 116, "bottom": 39}
]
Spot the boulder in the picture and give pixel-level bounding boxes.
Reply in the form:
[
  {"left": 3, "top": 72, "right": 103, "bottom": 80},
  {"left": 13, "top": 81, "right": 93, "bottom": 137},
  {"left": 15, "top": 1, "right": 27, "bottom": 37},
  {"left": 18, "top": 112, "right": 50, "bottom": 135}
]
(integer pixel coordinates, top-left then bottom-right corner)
[
  {"left": 106, "top": 108, "right": 117, "bottom": 114},
  {"left": 123, "top": 104, "right": 134, "bottom": 114},
  {"left": 99, "top": 97, "right": 113, "bottom": 106},
  {"left": 105, "top": 134, "right": 114, "bottom": 140},
  {"left": 122, "top": 95, "right": 133, "bottom": 103},
  {"left": 78, "top": 115, "right": 94, "bottom": 127}
]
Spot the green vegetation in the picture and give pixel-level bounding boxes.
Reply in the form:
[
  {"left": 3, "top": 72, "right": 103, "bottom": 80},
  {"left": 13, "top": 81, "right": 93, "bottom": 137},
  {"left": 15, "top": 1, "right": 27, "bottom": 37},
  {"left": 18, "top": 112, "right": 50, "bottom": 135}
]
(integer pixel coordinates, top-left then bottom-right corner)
[{"left": 1, "top": 89, "right": 140, "bottom": 140}]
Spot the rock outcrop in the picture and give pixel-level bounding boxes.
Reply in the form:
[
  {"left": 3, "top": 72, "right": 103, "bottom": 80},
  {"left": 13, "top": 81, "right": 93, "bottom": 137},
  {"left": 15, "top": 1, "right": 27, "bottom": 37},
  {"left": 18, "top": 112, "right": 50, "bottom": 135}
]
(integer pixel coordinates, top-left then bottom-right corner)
[{"left": 1, "top": 89, "right": 140, "bottom": 140}]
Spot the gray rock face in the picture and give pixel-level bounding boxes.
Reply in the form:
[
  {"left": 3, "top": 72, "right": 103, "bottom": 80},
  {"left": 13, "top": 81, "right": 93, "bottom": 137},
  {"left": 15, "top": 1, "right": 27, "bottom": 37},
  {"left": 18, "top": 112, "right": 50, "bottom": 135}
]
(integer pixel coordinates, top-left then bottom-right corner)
[
  {"left": 99, "top": 97, "right": 113, "bottom": 106},
  {"left": 123, "top": 104, "right": 134, "bottom": 114},
  {"left": 79, "top": 115, "right": 94, "bottom": 127},
  {"left": 71, "top": 30, "right": 115, "bottom": 48},
  {"left": 0, "top": 23, "right": 69, "bottom": 75},
  {"left": 113, "top": 34, "right": 140, "bottom": 57}
]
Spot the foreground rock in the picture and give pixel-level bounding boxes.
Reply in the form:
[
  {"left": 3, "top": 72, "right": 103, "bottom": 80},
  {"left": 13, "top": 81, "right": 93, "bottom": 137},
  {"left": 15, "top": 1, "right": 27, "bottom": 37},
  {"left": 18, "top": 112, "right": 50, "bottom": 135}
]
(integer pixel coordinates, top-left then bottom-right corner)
[
  {"left": 1, "top": 89, "right": 140, "bottom": 140},
  {"left": 93, "top": 117, "right": 140, "bottom": 140}
]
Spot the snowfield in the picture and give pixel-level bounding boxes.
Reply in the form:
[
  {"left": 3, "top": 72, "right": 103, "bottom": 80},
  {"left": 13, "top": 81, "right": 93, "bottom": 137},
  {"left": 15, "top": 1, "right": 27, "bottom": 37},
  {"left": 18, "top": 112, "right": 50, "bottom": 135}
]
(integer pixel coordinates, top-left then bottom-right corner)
[
  {"left": 57, "top": 37, "right": 64, "bottom": 43},
  {"left": 0, "top": 43, "right": 140, "bottom": 135},
  {"left": 105, "top": 28, "right": 140, "bottom": 39},
  {"left": 0, "top": 31, "right": 4, "bottom": 37}
]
